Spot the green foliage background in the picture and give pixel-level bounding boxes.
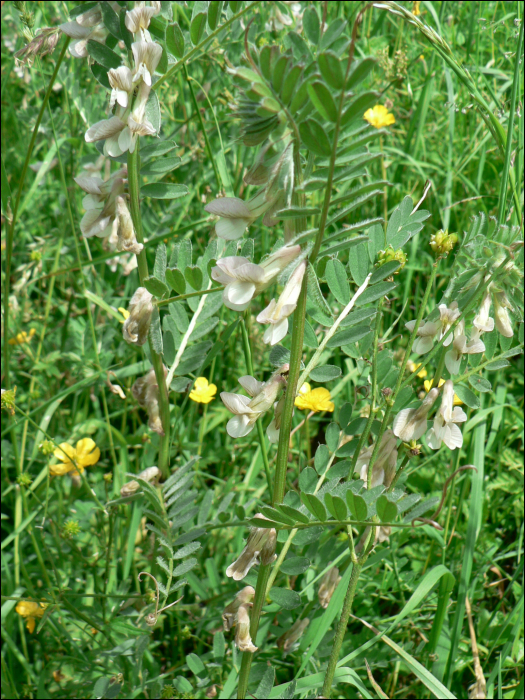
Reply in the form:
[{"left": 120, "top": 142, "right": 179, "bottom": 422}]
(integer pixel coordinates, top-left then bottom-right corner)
[{"left": 1, "top": 2, "right": 523, "bottom": 699}]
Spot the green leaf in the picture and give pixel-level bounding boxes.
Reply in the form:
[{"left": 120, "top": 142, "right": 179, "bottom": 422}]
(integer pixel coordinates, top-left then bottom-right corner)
[
  {"left": 275, "top": 503, "right": 310, "bottom": 525},
  {"left": 303, "top": 6, "right": 320, "bottom": 45},
  {"left": 314, "top": 444, "right": 331, "bottom": 472},
  {"left": 346, "top": 492, "right": 368, "bottom": 521},
  {"left": 141, "top": 183, "right": 189, "bottom": 199},
  {"left": 325, "top": 423, "right": 340, "bottom": 452},
  {"left": 303, "top": 320, "right": 319, "bottom": 348},
  {"left": 280, "top": 557, "right": 311, "bottom": 576},
  {"left": 169, "top": 302, "right": 189, "bottom": 333},
  {"left": 173, "top": 557, "right": 198, "bottom": 577},
  {"left": 140, "top": 156, "right": 181, "bottom": 176},
  {"left": 166, "top": 22, "right": 185, "bottom": 58},
  {"left": 281, "top": 64, "right": 303, "bottom": 105},
  {"left": 186, "top": 652, "right": 205, "bottom": 676},
  {"left": 140, "top": 140, "right": 177, "bottom": 160},
  {"left": 355, "top": 281, "right": 397, "bottom": 306},
  {"left": 376, "top": 495, "right": 398, "bottom": 522},
  {"left": 143, "top": 276, "right": 169, "bottom": 297},
  {"left": 90, "top": 62, "right": 110, "bottom": 89},
  {"left": 325, "top": 259, "right": 350, "bottom": 305},
  {"left": 327, "top": 324, "right": 370, "bottom": 348},
  {"left": 468, "top": 375, "right": 492, "bottom": 393},
  {"left": 319, "top": 18, "right": 347, "bottom": 51},
  {"left": 402, "top": 497, "right": 440, "bottom": 523},
  {"left": 307, "top": 263, "right": 333, "bottom": 319},
  {"left": 300, "top": 118, "right": 332, "bottom": 156},
  {"left": 154, "top": 243, "right": 167, "bottom": 282},
  {"left": 190, "top": 12, "right": 207, "bottom": 45},
  {"left": 258, "top": 45, "right": 275, "bottom": 81},
  {"left": 307, "top": 81, "right": 338, "bottom": 122},
  {"left": 348, "top": 240, "right": 370, "bottom": 285},
  {"left": 346, "top": 57, "right": 377, "bottom": 89},
  {"left": 338, "top": 403, "right": 353, "bottom": 430},
  {"left": 269, "top": 344, "right": 290, "bottom": 367},
  {"left": 259, "top": 506, "right": 295, "bottom": 526},
  {"left": 368, "top": 222, "right": 385, "bottom": 261},
  {"left": 213, "top": 630, "right": 225, "bottom": 660},
  {"left": 272, "top": 54, "right": 290, "bottom": 93},
  {"left": 341, "top": 91, "right": 378, "bottom": 127},
  {"left": 324, "top": 493, "right": 348, "bottom": 521},
  {"left": 301, "top": 493, "right": 327, "bottom": 521},
  {"left": 165, "top": 268, "right": 186, "bottom": 294},
  {"left": 309, "top": 365, "right": 342, "bottom": 382},
  {"left": 86, "top": 39, "right": 121, "bottom": 70},
  {"left": 100, "top": 2, "right": 122, "bottom": 40},
  {"left": 255, "top": 667, "right": 275, "bottom": 700},
  {"left": 269, "top": 588, "right": 302, "bottom": 610},
  {"left": 453, "top": 384, "right": 480, "bottom": 408},
  {"left": 276, "top": 206, "right": 320, "bottom": 219},
  {"left": 318, "top": 51, "right": 344, "bottom": 90},
  {"left": 207, "top": 1, "right": 224, "bottom": 31},
  {"left": 298, "top": 467, "right": 317, "bottom": 494},
  {"left": 174, "top": 542, "right": 201, "bottom": 559},
  {"left": 184, "top": 266, "right": 203, "bottom": 291},
  {"left": 370, "top": 261, "right": 401, "bottom": 283},
  {"left": 145, "top": 89, "right": 161, "bottom": 136}
]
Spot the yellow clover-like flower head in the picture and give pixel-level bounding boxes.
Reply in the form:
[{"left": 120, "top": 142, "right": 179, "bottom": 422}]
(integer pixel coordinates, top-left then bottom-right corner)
[
  {"left": 363, "top": 105, "right": 395, "bottom": 129},
  {"left": 189, "top": 377, "right": 218, "bottom": 404}
]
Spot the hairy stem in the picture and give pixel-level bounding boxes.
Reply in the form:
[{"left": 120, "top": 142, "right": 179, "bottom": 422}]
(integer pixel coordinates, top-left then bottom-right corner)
[
  {"left": 321, "top": 560, "right": 364, "bottom": 697},
  {"left": 127, "top": 147, "right": 171, "bottom": 477}
]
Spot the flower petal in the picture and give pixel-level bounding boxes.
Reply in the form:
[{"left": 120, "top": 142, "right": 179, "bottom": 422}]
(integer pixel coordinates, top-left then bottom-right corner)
[
  {"left": 205, "top": 197, "right": 252, "bottom": 219},
  {"left": 226, "top": 414, "right": 254, "bottom": 438}
]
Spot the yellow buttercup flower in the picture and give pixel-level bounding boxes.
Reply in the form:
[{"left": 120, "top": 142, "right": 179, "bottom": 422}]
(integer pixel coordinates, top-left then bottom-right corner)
[
  {"left": 189, "top": 377, "right": 217, "bottom": 404},
  {"left": 16, "top": 600, "right": 47, "bottom": 633},
  {"left": 407, "top": 360, "right": 428, "bottom": 379},
  {"left": 8, "top": 328, "right": 36, "bottom": 345},
  {"left": 412, "top": 1, "right": 421, "bottom": 16},
  {"left": 363, "top": 105, "right": 396, "bottom": 129},
  {"left": 424, "top": 378, "right": 463, "bottom": 406},
  {"left": 295, "top": 384, "right": 335, "bottom": 413},
  {"left": 49, "top": 438, "right": 101, "bottom": 476}
]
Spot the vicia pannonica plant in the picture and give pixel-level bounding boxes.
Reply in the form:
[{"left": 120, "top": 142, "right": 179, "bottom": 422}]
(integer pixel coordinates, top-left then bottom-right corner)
[{"left": 3, "top": 2, "right": 523, "bottom": 699}]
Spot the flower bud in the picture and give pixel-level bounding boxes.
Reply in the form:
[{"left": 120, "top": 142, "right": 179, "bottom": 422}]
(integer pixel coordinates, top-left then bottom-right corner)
[
  {"left": 493, "top": 291, "right": 513, "bottom": 338},
  {"left": 235, "top": 604, "right": 257, "bottom": 652},
  {"left": 226, "top": 514, "right": 277, "bottom": 580},
  {"left": 116, "top": 196, "right": 143, "bottom": 255},
  {"left": 123, "top": 287, "right": 154, "bottom": 346},
  {"left": 318, "top": 566, "right": 342, "bottom": 609},
  {"left": 120, "top": 466, "right": 160, "bottom": 498},
  {"left": 222, "top": 586, "right": 255, "bottom": 631},
  {"left": 377, "top": 245, "right": 407, "bottom": 271},
  {"left": 430, "top": 229, "right": 458, "bottom": 256},
  {"left": 276, "top": 617, "right": 310, "bottom": 655}
]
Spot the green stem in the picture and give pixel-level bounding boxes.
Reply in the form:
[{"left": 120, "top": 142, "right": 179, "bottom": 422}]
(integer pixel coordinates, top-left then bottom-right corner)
[
  {"left": 321, "top": 560, "right": 364, "bottom": 697},
  {"left": 431, "top": 347, "right": 447, "bottom": 389},
  {"left": 237, "top": 563, "right": 271, "bottom": 699},
  {"left": 127, "top": 147, "right": 171, "bottom": 477},
  {"left": 240, "top": 316, "right": 273, "bottom": 499},
  {"left": 347, "top": 299, "right": 382, "bottom": 477}
]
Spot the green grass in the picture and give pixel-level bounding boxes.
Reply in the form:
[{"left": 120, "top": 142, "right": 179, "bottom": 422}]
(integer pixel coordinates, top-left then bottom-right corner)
[{"left": 1, "top": 2, "right": 523, "bottom": 699}]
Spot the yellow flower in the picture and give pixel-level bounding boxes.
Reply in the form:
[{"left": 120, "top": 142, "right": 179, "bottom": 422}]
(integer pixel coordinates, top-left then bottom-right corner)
[
  {"left": 118, "top": 307, "right": 130, "bottom": 322},
  {"left": 424, "top": 378, "right": 463, "bottom": 406},
  {"left": 364, "top": 105, "right": 395, "bottom": 129},
  {"left": 8, "top": 328, "right": 36, "bottom": 345},
  {"left": 189, "top": 377, "right": 217, "bottom": 404},
  {"left": 16, "top": 600, "right": 47, "bottom": 633},
  {"left": 49, "top": 438, "right": 100, "bottom": 476},
  {"left": 407, "top": 360, "right": 427, "bottom": 379},
  {"left": 295, "top": 384, "right": 334, "bottom": 413},
  {"left": 412, "top": 1, "right": 421, "bottom": 15}
]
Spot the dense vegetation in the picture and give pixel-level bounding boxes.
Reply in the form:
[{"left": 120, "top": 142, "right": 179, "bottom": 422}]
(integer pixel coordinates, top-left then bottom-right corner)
[{"left": 1, "top": 2, "right": 523, "bottom": 699}]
